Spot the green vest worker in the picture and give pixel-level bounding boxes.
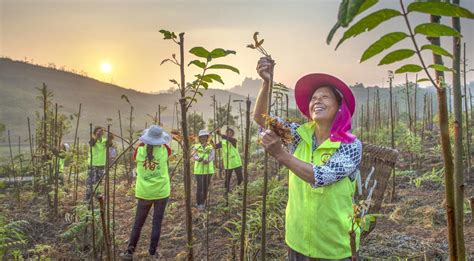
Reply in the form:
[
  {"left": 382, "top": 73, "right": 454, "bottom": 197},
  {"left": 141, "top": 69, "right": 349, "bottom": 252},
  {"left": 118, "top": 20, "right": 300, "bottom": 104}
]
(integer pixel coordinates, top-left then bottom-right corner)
[
  {"left": 121, "top": 125, "right": 171, "bottom": 260},
  {"left": 85, "top": 126, "right": 110, "bottom": 201},
  {"left": 255, "top": 56, "right": 362, "bottom": 260},
  {"left": 58, "top": 143, "right": 70, "bottom": 184},
  {"left": 216, "top": 128, "right": 243, "bottom": 193},
  {"left": 191, "top": 129, "right": 215, "bottom": 210}
]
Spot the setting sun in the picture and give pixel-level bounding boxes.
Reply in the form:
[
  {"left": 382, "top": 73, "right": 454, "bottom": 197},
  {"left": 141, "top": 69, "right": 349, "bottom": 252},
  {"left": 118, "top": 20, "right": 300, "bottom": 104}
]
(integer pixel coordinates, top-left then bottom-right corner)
[{"left": 100, "top": 63, "right": 112, "bottom": 73}]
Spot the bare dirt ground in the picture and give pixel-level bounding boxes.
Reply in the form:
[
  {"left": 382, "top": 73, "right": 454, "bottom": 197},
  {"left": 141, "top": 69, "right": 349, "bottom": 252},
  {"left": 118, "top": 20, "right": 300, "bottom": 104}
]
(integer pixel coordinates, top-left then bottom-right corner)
[{"left": 2, "top": 157, "right": 473, "bottom": 260}]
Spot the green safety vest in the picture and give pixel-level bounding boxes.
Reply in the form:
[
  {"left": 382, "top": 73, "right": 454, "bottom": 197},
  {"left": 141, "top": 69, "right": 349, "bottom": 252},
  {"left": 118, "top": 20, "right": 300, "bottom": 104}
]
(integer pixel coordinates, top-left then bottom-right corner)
[
  {"left": 193, "top": 143, "right": 215, "bottom": 175},
  {"left": 59, "top": 158, "right": 65, "bottom": 173},
  {"left": 286, "top": 121, "right": 359, "bottom": 259},
  {"left": 221, "top": 139, "right": 242, "bottom": 170},
  {"left": 135, "top": 144, "right": 170, "bottom": 200},
  {"left": 89, "top": 137, "right": 107, "bottom": 167}
]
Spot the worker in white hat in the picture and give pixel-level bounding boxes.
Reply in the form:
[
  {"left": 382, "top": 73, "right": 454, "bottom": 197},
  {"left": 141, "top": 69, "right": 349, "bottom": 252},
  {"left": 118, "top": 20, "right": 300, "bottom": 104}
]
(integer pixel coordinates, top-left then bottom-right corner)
[{"left": 121, "top": 125, "right": 172, "bottom": 260}]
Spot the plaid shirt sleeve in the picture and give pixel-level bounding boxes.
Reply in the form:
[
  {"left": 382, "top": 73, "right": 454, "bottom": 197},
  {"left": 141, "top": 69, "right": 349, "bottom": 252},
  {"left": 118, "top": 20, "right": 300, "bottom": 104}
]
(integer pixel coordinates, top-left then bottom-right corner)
[{"left": 312, "top": 139, "right": 362, "bottom": 188}]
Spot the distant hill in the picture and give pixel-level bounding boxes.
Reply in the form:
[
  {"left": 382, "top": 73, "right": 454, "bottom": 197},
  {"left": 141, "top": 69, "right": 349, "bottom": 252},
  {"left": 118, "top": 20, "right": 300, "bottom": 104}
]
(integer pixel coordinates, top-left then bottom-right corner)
[
  {"left": 0, "top": 58, "right": 249, "bottom": 141},
  {"left": 229, "top": 77, "right": 262, "bottom": 98},
  {"left": 229, "top": 77, "right": 297, "bottom": 108},
  {"left": 1, "top": 58, "right": 472, "bottom": 143}
]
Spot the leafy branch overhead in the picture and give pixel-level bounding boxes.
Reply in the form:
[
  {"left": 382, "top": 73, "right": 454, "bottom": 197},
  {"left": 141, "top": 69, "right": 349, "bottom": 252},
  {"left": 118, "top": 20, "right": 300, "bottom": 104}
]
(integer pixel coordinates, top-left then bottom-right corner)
[
  {"left": 159, "top": 29, "right": 239, "bottom": 110},
  {"left": 186, "top": 46, "right": 239, "bottom": 110},
  {"left": 327, "top": 0, "right": 474, "bottom": 86}
]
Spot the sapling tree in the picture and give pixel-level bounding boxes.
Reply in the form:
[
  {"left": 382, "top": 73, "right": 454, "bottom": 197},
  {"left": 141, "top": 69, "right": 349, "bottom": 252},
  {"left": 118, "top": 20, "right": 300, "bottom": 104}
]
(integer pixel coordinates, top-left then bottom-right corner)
[
  {"left": 121, "top": 94, "right": 134, "bottom": 184},
  {"left": 67, "top": 104, "right": 81, "bottom": 184},
  {"left": 462, "top": 43, "right": 471, "bottom": 173},
  {"left": 247, "top": 32, "right": 274, "bottom": 261},
  {"left": 326, "top": 0, "right": 474, "bottom": 258},
  {"left": 159, "top": 29, "right": 239, "bottom": 260},
  {"left": 239, "top": 97, "right": 251, "bottom": 261}
]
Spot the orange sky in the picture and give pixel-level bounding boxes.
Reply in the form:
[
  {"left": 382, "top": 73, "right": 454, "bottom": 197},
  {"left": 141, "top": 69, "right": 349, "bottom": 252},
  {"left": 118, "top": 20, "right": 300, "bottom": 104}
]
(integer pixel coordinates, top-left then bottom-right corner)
[{"left": 1, "top": 0, "right": 474, "bottom": 93}]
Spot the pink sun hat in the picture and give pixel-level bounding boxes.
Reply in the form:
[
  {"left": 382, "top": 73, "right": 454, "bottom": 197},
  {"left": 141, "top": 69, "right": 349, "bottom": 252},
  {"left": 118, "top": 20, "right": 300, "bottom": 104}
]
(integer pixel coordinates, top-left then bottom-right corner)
[{"left": 294, "top": 73, "right": 356, "bottom": 118}]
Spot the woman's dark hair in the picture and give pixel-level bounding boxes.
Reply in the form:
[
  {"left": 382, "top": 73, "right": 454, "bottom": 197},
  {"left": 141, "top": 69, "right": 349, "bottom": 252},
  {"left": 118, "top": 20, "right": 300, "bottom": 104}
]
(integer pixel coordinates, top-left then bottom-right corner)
[
  {"left": 146, "top": 144, "right": 154, "bottom": 162},
  {"left": 89, "top": 126, "right": 104, "bottom": 146}
]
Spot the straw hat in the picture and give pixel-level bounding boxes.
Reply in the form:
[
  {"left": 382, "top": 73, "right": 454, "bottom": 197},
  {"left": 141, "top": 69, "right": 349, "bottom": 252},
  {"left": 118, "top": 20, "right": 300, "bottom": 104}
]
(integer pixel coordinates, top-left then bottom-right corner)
[{"left": 139, "top": 125, "right": 171, "bottom": 145}]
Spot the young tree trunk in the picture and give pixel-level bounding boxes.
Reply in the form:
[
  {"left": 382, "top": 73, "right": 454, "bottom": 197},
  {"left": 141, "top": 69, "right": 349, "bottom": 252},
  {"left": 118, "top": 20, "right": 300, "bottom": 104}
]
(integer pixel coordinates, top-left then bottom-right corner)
[
  {"left": 112, "top": 161, "right": 117, "bottom": 260},
  {"left": 27, "top": 117, "right": 37, "bottom": 190},
  {"left": 225, "top": 96, "right": 231, "bottom": 206},
  {"left": 389, "top": 75, "right": 396, "bottom": 202},
  {"left": 42, "top": 84, "right": 48, "bottom": 184},
  {"left": 261, "top": 59, "right": 275, "bottom": 261},
  {"left": 429, "top": 14, "right": 458, "bottom": 260},
  {"left": 118, "top": 110, "right": 129, "bottom": 185},
  {"left": 239, "top": 102, "right": 244, "bottom": 152},
  {"left": 360, "top": 104, "right": 364, "bottom": 142},
  {"left": 239, "top": 97, "right": 251, "bottom": 261},
  {"left": 430, "top": 93, "right": 434, "bottom": 130},
  {"left": 414, "top": 75, "right": 418, "bottom": 137},
  {"left": 158, "top": 104, "right": 161, "bottom": 125},
  {"left": 7, "top": 130, "right": 19, "bottom": 199},
  {"left": 366, "top": 89, "right": 370, "bottom": 143},
  {"left": 463, "top": 42, "right": 471, "bottom": 173},
  {"left": 470, "top": 89, "right": 473, "bottom": 127},
  {"left": 405, "top": 74, "right": 413, "bottom": 133},
  {"left": 448, "top": 86, "right": 452, "bottom": 117},
  {"left": 53, "top": 103, "right": 59, "bottom": 217},
  {"left": 451, "top": 5, "right": 465, "bottom": 258},
  {"left": 89, "top": 123, "right": 97, "bottom": 259},
  {"left": 178, "top": 32, "right": 194, "bottom": 261},
  {"left": 105, "top": 125, "right": 111, "bottom": 252},
  {"left": 422, "top": 94, "right": 427, "bottom": 142},
  {"left": 349, "top": 230, "right": 357, "bottom": 261},
  {"left": 98, "top": 196, "right": 112, "bottom": 261},
  {"left": 128, "top": 106, "right": 134, "bottom": 184},
  {"left": 73, "top": 137, "right": 80, "bottom": 205},
  {"left": 68, "top": 103, "right": 81, "bottom": 183},
  {"left": 470, "top": 197, "right": 474, "bottom": 224}
]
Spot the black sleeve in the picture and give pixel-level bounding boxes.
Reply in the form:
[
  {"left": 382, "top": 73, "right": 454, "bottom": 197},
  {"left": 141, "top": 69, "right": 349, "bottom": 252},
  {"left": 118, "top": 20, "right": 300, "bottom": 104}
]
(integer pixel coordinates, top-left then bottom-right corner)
[{"left": 221, "top": 135, "right": 237, "bottom": 147}]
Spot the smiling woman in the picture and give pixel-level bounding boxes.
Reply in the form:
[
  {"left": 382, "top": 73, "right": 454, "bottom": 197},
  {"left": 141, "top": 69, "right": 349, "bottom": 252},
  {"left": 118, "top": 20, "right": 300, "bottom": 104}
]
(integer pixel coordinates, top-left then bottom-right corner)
[
  {"left": 255, "top": 56, "right": 362, "bottom": 260},
  {"left": 101, "top": 63, "right": 112, "bottom": 73}
]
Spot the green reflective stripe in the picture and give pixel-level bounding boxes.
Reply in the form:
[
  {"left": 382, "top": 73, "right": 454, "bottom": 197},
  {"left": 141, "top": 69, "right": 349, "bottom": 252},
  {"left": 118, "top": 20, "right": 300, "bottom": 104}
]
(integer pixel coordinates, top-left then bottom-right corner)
[
  {"left": 89, "top": 137, "right": 107, "bottom": 166},
  {"left": 193, "top": 143, "right": 215, "bottom": 175},
  {"left": 135, "top": 145, "right": 170, "bottom": 200},
  {"left": 285, "top": 122, "right": 359, "bottom": 259},
  {"left": 221, "top": 139, "right": 242, "bottom": 169}
]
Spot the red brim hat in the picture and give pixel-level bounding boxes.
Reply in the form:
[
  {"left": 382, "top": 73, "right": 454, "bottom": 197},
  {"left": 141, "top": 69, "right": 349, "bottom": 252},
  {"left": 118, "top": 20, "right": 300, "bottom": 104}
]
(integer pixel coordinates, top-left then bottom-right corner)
[{"left": 294, "top": 73, "right": 355, "bottom": 118}]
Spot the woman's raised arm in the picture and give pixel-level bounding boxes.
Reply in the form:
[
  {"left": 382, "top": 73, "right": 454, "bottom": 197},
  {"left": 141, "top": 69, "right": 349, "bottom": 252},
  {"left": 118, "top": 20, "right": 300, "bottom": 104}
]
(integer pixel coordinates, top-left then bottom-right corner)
[{"left": 254, "top": 57, "right": 274, "bottom": 128}]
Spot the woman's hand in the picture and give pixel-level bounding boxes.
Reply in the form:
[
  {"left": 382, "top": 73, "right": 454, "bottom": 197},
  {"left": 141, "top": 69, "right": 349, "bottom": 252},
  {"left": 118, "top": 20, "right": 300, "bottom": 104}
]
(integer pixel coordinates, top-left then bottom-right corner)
[
  {"left": 256, "top": 57, "right": 274, "bottom": 83},
  {"left": 261, "top": 129, "right": 285, "bottom": 158},
  {"left": 203, "top": 159, "right": 209, "bottom": 164},
  {"left": 262, "top": 129, "right": 316, "bottom": 184}
]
